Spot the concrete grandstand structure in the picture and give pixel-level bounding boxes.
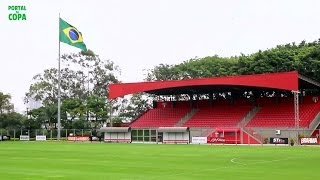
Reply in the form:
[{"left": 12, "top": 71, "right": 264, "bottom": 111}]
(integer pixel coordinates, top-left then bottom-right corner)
[{"left": 107, "top": 71, "right": 320, "bottom": 144}]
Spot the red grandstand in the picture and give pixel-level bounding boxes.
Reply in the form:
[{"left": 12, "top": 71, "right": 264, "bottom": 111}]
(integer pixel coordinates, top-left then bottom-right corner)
[{"left": 106, "top": 71, "right": 320, "bottom": 145}]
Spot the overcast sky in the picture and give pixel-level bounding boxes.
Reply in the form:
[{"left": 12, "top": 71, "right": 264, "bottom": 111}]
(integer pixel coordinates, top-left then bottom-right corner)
[{"left": 1, "top": 0, "right": 320, "bottom": 112}]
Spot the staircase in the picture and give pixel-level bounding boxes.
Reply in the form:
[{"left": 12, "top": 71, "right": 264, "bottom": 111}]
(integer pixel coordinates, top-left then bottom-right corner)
[
  {"left": 242, "top": 127, "right": 263, "bottom": 144},
  {"left": 309, "top": 112, "right": 320, "bottom": 136},
  {"left": 204, "top": 128, "right": 216, "bottom": 137},
  {"left": 175, "top": 108, "right": 199, "bottom": 127},
  {"left": 238, "top": 106, "right": 260, "bottom": 127}
]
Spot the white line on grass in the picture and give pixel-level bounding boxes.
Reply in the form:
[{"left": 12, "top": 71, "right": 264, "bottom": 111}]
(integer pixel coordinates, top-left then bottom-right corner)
[
  {"left": 230, "top": 158, "right": 246, "bottom": 165},
  {"left": 149, "top": 157, "right": 296, "bottom": 179},
  {"left": 230, "top": 157, "right": 295, "bottom": 166}
]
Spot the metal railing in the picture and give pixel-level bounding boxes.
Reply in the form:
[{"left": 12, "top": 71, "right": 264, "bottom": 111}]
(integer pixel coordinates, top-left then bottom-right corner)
[{"left": 0, "top": 129, "right": 98, "bottom": 140}]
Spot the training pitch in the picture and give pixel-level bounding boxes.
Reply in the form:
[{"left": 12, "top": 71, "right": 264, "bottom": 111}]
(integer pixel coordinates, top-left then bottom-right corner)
[{"left": 0, "top": 142, "right": 319, "bottom": 179}]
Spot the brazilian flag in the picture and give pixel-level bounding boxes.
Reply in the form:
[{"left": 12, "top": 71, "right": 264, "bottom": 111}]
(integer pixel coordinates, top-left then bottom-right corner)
[{"left": 59, "top": 18, "right": 87, "bottom": 51}]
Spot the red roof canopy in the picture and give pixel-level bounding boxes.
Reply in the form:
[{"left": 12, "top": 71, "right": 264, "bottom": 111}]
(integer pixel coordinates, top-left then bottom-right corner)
[{"left": 108, "top": 71, "right": 300, "bottom": 99}]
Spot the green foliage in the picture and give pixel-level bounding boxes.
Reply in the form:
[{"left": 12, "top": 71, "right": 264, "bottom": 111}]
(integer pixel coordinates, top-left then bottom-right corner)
[
  {"left": 0, "top": 112, "right": 25, "bottom": 129},
  {"left": 72, "top": 118, "right": 90, "bottom": 129},
  {"left": 25, "top": 52, "right": 120, "bottom": 129},
  {"left": 28, "top": 105, "right": 61, "bottom": 130},
  {"left": 146, "top": 64, "right": 179, "bottom": 81},
  {"left": 146, "top": 39, "right": 320, "bottom": 82},
  {"left": 0, "top": 92, "right": 25, "bottom": 129},
  {"left": 26, "top": 52, "right": 120, "bottom": 105},
  {"left": 63, "top": 98, "right": 85, "bottom": 121},
  {"left": 116, "top": 93, "right": 151, "bottom": 122},
  {"left": 86, "top": 95, "right": 108, "bottom": 121},
  {"left": 0, "top": 92, "right": 14, "bottom": 114},
  {"left": 176, "top": 56, "right": 239, "bottom": 78}
]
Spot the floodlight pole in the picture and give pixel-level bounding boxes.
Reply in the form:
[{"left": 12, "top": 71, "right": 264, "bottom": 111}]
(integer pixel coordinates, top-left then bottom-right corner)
[
  {"left": 293, "top": 91, "right": 300, "bottom": 129},
  {"left": 292, "top": 90, "right": 300, "bottom": 144},
  {"left": 105, "top": 83, "right": 113, "bottom": 127},
  {"left": 110, "top": 100, "right": 113, "bottom": 127}
]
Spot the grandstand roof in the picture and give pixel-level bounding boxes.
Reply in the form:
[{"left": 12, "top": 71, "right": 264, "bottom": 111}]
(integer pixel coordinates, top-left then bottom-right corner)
[{"left": 108, "top": 71, "right": 320, "bottom": 99}]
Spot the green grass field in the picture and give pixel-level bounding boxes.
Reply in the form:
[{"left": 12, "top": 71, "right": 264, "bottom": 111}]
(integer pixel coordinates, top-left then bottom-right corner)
[{"left": 0, "top": 142, "right": 319, "bottom": 180}]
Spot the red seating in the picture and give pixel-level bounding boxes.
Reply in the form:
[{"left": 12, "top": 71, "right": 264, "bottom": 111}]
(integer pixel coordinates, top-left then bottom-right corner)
[
  {"left": 246, "top": 96, "right": 320, "bottom": 128},
  {"left": 130, "top": 96, "right": 320, "bottom": 129},
  {"left": 130, "top": 108, "right": 190, "bottom": 128},
  {"left": 182, "top": 106, "right": 251, "bottom": 128}
]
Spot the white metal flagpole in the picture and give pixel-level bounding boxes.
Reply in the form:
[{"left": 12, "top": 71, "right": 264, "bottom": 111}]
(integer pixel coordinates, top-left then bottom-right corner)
[{"left": 57, "top": 13, "right": 61, "bottom": 140}]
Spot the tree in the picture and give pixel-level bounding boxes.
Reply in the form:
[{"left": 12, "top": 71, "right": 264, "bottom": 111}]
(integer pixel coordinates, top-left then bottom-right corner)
[
  {"left": 0, "top": 112, "right": 25, "bottom": 129},
  {"left": 62, "top": 98, "right": 85, "bottom": 128},
  {"left": 175, "top": 56, "right": 238, "bottom": 78},
  {"left": 86, "top": 95, "right": 109, "bottom": 128},
  {"left": 116, "top": 93, "right": 151, "bottom": 122},
  {"left": 146, "top": 56, "right": 239, "bottom": 81},
  {"left": 26, "top": 52, "right": 120, "bottom": 105},
  {"left": 146, "top": 64, "right": 179, "bottom": 81},
  {"left": 72, "top": 119, "right": 90, "bottom": 129},
  {"left": 25, "top": 52, "right": 120, "bottom": 129},
  {"left": 0, "top": 92, "right": 14, "bottom": 114},
  {"left": 27, "top": 104, "right": 63, "bottom": 130},
  {"left": 0, "top": 91, "right": 26, "bottom": 129},
  {"left": 146, "top": 39, "right": 320, "bottom": 83}
]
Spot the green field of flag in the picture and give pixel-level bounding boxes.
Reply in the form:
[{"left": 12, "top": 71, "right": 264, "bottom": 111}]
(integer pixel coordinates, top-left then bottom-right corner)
[{"left": 59, "top": 18, "right": 87, "bottom": 51}]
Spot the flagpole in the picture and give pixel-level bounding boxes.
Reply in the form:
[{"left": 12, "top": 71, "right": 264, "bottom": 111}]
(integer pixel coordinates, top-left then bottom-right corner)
[{"left": 57, "top": 13, "right": 61, "bottom": 140}]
